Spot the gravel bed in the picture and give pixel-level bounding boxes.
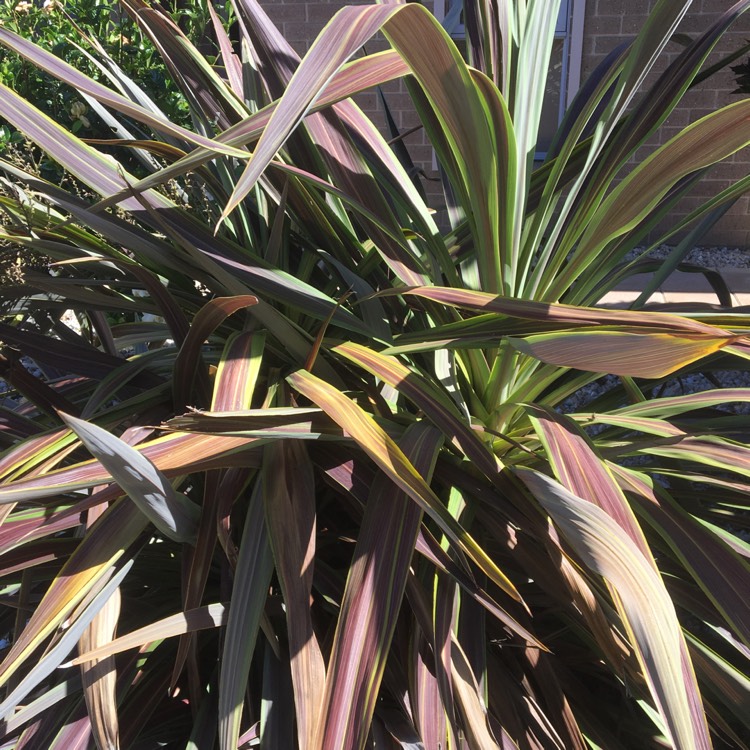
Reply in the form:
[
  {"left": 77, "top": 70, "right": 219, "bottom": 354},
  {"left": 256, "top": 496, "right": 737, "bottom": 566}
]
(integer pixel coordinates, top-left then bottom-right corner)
[
  {"left": 626, "top": 244, "right": 750, "bottom": 268},
  {"left": 561, "top": 371, "right": 750, "bottom": 414}
]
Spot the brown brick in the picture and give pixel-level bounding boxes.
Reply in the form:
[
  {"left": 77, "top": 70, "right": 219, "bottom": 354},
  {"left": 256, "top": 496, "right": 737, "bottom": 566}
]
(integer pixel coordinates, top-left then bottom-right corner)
[
  {"left": 283, "top": 21, "right": 320, "bottom": 41},
  {"left": 584, "top": 15, "right": 622, "bottom": 35},
  {"left": 621, "top": 15, "right": 650, "bottom": 35},
  {"left": 623, "top": 0, "right": 655, "bottom": 15},
  {"left": 663, "top": 107, "right": 691, "bottom": 127},
  {"left": 596, "top": 0, "right": 629, "bottom": 16},
  {"left": 306, "top": 3, "right": 340, "bottom": 23},
  {"left": 264, "top": 4, "right": 306, "bottom": 24},
  {"left": 594, "top": 35, "right": 626, "bottom": 54}
]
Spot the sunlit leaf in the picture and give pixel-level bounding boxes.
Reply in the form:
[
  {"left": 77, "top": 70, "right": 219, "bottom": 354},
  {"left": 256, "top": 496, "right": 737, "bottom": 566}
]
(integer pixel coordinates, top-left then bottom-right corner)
[
  {"left": 519, "top": 469, "right": 711, "bottom": 750},
  {"left": 287, "top": 368, "right": 520, "bottom": 602},
  {"left": 510, "top": 328, "right": 736, "bottom": 378},
  {"left": 0, "top": 560, "right": 133, "bottom": 722},
  {"left": 315, "top": 423, "right": 441, "bottom": 750},
  {"left": 69, "top": 603, "right": 227, "bottom": 665}
]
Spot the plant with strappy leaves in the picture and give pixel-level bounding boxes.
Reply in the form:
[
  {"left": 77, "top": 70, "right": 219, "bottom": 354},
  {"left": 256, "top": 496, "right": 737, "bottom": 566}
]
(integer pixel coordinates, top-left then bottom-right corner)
[{"left": 0, "top": 1, "right": 749, "bottom": 748}]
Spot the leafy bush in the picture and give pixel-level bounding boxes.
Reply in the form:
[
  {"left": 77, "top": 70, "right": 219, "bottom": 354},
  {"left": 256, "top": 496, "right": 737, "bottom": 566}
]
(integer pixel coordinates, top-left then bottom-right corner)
[
  {"left": 0, "top": 0, "right": 227, "bottom": 144},
  {"left": 0, "top": 1, "right": 749, "bottom": 748}
]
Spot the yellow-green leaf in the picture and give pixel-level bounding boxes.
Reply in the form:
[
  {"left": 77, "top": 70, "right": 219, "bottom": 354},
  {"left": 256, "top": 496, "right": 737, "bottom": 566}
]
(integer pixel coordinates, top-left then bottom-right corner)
[{"left": 509, "top": 329, "right": 735, "bottom": 378}]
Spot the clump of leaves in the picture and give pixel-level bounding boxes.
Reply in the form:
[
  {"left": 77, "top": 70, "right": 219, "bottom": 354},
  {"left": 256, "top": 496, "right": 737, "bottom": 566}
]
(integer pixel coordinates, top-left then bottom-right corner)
[{"left": 0, "top": 1, "right": 749, "bottom": 749}]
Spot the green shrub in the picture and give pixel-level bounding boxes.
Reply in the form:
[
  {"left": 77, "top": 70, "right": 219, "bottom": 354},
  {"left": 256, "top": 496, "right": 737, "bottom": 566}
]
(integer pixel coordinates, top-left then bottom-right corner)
[
  {"left": 0, "top": 0, "right": 227, "bottom": 140},
  {"left": 0, "top": 1, "right": 749, "bottom": 748}
]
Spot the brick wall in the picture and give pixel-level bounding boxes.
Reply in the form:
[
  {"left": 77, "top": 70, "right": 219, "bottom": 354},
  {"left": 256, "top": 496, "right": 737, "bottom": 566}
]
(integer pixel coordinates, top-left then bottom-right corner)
[
  {"left": 260, "top": 0, "right": 750, "bottom": 247},
  {"left": 582, "top": 0, "right": 750, "bottom": 247}
]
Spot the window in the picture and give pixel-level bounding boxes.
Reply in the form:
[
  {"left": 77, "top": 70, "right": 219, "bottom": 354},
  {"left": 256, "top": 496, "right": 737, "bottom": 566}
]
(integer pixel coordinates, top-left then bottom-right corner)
[{"left": 433, "top": 0, "right": 586, "bottom": 153}]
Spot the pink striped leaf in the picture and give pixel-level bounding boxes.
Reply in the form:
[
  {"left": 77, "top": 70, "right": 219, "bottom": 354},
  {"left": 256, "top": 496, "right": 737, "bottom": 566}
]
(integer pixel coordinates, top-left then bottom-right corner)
[
  {"left": 172, "top": 295, "right": 257, "bottom": 410},
  {"left": 411, "top": 632, "right": 447, "bottom": 750},
  {"left": 569, "top": 413, "right": 684, "bottom": 437},
  {"left": 0, "top": 432, "right": 260, "bottom": 504},
  {"left": 0, "top": 499, "right": 101, "bottom": 558},
  {"left": 523, "top": 406, "right": 718, "bottom": 736},
  {"left": 219, "top": 4, "right": 406, "bottom": 219},
  {"left": 0, "top": 539, "right": 76, "bottom": 578},
  {"left": 509, "top": 328, "right": 735, "bottom": 378},
  {"left": 518, "top": 468, "right": 711, "bottom": 750},
  {"left": 525, "top": 406, "right": 651, "bottom": 558},
  {"left": 167, "top": 330, "right": 267, "bottom": 690},
  {"left": 219, "top": 482, "right": 273, "bottom": 750},
  {"left": 0, "top": 80, "right": 169, "bottom": 212},
  {"left": 414, "top": 526, "right": 543, "bottom": 648},
  {"left": 0, "top": 27, "right": 248, "bottom": 157},
  {"left": 165, "top": 407, "right": 343, "bottom": 439},
  {"left": 0, "top": 499, "right": 144, "bottom": 687},
  {"left": 432, "top": 573, "right": 458, "bottom": 746},
  {"left": 68, "top": 603, "right": 227, "bottom": 666},
  {"left": 399, "top": 286, "right": 737, "bottom": 335},
  {"left": 451, "top": 638, "right": 500, "bottom": 749},
  {"left": 220, "top": 4, "right": 497, "bottom": 277},
  {"left": 613, "top": 466, "right": 750, "bottom": 648},
  {"left": 333, "top": 342, "right": 502, "bottom": 478},
  {"left": 84, "top": 50, "right": 410, "bottom": 212},
  {"left": 263, "top": 440, "right": 325, "bottom": 749},
  {"left": 687, "top": 633, "right": 750, "bottom": 734},
  {"left": 563, "top": 99, "right": 750, "bottom": 291},
  {"left": 314, "top": 423, "right": 441, "bottom": 750},
  {"left": 638, "top": 435, "right": 750, "bottom": 479},
  {"left": 78, "top": 586, "right": 120, "bottom": 750},
  {"left": 0, "top": 428, "right": 76, "bottom": 483},
  {"left": 207, "top": 1, "right": 243, "bottom": 98},
  {"left": 78, "top": 500, "right": 120, "bottom": 750},
  {"left": 287, "top": 368, "right": 521, "bottom": 602},
  {"left": 609, "top": 387, "right": 750, "bottom": 418},
  {"left": 119, "top": 0, "right": 246, "bottom": 129},
  {"left": 0, "top": 559, "right": 132, "bottom": 724}
]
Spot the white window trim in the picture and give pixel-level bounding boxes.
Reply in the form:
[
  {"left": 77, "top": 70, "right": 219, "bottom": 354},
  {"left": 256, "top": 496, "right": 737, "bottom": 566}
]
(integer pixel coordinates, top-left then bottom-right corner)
[{"left": 567, "top": 0, "right": 586, "bottom": 103}]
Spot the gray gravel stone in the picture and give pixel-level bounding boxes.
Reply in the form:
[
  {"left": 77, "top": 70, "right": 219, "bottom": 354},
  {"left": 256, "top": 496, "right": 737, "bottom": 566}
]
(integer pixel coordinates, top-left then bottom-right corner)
[{"left": 626, "top": 244, "right": 750, "bottom": 268}]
